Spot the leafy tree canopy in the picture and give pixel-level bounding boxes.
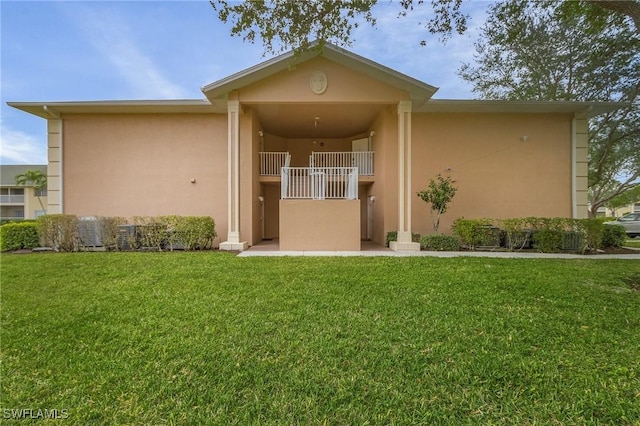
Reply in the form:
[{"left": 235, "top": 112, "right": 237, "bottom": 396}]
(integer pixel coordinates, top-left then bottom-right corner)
[
  {"left": 15, "top": 169, "right": 47, "bottom": 191},
  {"left": 15, "top": 169, "right": 47, "bottom": 213},
  {"left": 210, "top": 0, "right": 639, "bottom": 55}
]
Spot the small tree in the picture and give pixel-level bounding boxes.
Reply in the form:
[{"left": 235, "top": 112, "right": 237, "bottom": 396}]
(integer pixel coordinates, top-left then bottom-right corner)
[
  {"left": 15, "top": 169, "right": 47, "bottom": 214},
  {"left": 417, "top": 174, "right": 458, "bottom": 233}
]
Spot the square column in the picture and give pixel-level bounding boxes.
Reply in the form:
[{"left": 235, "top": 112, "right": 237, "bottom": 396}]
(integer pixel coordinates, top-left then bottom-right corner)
[
  {"left": 390, "top": 100, "right": 420, "bottom": 252},
  {"left": 46, "top": 118, "right": 63, "bottom": 214},
  {"left": 220, "top": 100, "right": 248, "bottom": 251}
]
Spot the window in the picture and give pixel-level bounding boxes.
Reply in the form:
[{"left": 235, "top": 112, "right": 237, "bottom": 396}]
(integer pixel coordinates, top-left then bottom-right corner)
[
  {"left": 634, "top": 203, "right": 640, "bottom": 213},
  {"left": 35, "top": 189, "right": 48, "bottom": 197}
]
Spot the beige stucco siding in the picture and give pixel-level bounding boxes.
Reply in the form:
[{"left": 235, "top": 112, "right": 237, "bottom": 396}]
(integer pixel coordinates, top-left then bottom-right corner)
[
  {"left": 279, "top": 199, "right": 360, "bottom": 251},
  {"left": 239, "top": 57, "right": 407, "bottom": 103},
  {"left": 411, "top": 113, "right": 573, "bottom": 235},
  {"left": 62, "top": 113, "right": 228, "bottom": 240}
]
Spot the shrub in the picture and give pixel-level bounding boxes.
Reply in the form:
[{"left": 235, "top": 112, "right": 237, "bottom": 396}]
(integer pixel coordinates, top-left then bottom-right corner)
[
  {"left": 98, "top": 217, "right": 127, "bottom": 249},
  {"left": 0, "top": 222, "right": 39, "bottom": 251},
  {"left": 419, "top": 234, "right": 460, "bottom": 251},
  {"left": 500, "top": 218, "right": 534, "bottom": 251},
  {"left": 602, "top": 224, "right": 626, "bottom": 248},
  {"left": 575, "top": 219, "right": 604, "bottom": 253},
  {"left": 172, "top": 216, "right": 217, "bottom": 250},
  {"left": 527, "top": 218, "right": 571, "bottom": 253},
  {"left": 0, "top": 218, "right": 36, "bottom": 226},
  {"left": 133, "top": 216, "right": 217, "bottom": 251},
  {"left": 133, "top": 216, "right": 170, "bottom": 250},
  {"left": 452, "top": 218, "right": 498, "bottom": 250},
  {"left": 385, "top": 231, "right": 420, "bottom": 247},
  {"left": 37, "top": 214, "right": 79, "bottom": 252},
  {"left": 532, "top": 229, "right": 564, "bottom": 253}
]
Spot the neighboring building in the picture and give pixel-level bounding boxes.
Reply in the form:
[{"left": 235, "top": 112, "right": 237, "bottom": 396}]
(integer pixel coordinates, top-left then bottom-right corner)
[
  {"left": 8, "top": 43, "right": 622, "bottom": 251},
  {"left": 0, "top": 165, "right": 48, "bottom": 221},
  {"left": 597, "top": 202, "right": 640, "bottom": 218}
]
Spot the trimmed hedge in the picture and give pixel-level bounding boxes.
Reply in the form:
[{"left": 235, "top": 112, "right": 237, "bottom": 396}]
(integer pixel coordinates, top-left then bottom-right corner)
[
  {"left": 37, "top": 214, "right": 79, "bottom": 252},
  {"left": 452, "top": 217, "right": 612, "bottom": 253},
  {"left": 451, "top": 218, "right": 499, "bottom": 250},
  {"left": 133, "top": 216, "right": 217, "bottom": 251},
  {"left": 0, "top": 222, "right": 39, "bottom": 251},
  {"left": 419, "top": 234, "right": 460, "bottom": 251},
  {"left": 33, "top": 214, "right": 216, "bottom": 252}
]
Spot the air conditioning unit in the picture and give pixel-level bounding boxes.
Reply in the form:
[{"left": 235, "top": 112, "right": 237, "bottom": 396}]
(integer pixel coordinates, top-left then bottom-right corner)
[
  {"left": 78, "top": 217, "right": 102, "bottom": 248},
  {"left": 116, "top": 225, "right": 139, "bottom": 250}
]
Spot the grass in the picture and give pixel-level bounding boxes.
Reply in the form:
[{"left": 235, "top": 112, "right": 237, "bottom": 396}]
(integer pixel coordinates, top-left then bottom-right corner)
[
  {"left": 1, "top": 252, "right": 639, "bottom": 424},
  {"left": 623, "top": 238, "right": 640, "bottom": 249}
]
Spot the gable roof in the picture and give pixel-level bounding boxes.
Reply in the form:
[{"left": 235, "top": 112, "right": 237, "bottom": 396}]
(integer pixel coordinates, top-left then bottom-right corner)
[{"left": 201, "top": 42, "right": 438, "bottom": 104}]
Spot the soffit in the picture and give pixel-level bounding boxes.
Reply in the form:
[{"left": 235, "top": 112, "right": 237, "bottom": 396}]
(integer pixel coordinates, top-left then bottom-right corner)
[
  {"left": 251, "top": 103, "right": 385, "bottom": 139},
  {"left": 417, "top": 99, "right": 627, "bottom": 117},
  {"left": 7, "top": 100, "right": 225, "bottom": 119}
]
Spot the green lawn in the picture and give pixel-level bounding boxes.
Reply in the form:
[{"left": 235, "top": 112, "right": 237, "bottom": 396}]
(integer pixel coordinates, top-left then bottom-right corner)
[
  {"left": 624, "top": 238, "right": 640, "bottom": 249},
  {"left": 1, "top": 253, "right": 639, "bottom": 424}
]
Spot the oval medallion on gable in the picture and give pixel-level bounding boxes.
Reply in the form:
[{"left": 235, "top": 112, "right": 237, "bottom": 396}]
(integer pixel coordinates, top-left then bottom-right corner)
[{"left": 310, "top": 71, "right": 328, "bottom": 95}]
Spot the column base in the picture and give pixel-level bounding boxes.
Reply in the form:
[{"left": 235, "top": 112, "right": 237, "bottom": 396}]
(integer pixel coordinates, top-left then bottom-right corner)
[
  {"left": 219, "top": 241, "right": 249, "bottom": 251},
  {"left": 389, "top": 241, "right": 421, "bottom": 252}
]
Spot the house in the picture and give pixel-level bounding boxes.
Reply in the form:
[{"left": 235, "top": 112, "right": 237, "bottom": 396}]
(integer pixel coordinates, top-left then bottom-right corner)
[
  {"left": 8, "top": 43, "right": 621, "bottom": 251},
  {"left": 0, "top": 165, "right": 48, "bottom": 222},
  {"left": 596, "top": 202, "right": 640, "bottom": 218}
]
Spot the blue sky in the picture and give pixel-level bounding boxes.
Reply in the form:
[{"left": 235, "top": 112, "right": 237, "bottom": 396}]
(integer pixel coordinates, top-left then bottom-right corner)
[{"left": 1, "top": 0, "right": 491, "bottom": 165}]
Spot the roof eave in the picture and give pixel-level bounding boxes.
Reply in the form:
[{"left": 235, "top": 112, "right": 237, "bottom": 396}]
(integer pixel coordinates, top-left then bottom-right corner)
[
  {"left": 201, "top": 42, "right": 438, "bottom": 103},
  {"left": 7, "top": 99, "right": 226, "bottom": 118},
  {"left": 415, "top": 99, "right": 627, "bottom": 117}
]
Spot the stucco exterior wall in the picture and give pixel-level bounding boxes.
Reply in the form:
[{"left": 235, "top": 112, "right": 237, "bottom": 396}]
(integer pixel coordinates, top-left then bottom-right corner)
[
  {"left": 410, "top": 113, "right": 573, "bottom": 235},
  {"left": 62, "top": 113, "right": 228, "bottom": 242},
  {"left": 239, "top": 57, "right": 407, "bottom": 103},
  {"left": 279, "top": 199, "right": 360, "bottom": 251}
]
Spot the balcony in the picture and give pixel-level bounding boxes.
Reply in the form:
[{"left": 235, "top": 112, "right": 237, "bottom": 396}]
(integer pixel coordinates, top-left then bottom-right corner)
[
  {"left": 260, "top": 152, "right": 290, "bottom": 176},
  {"left": 0, "top": 195, "right": 25, "bottom": 204},
  {"left": 259, "top": 151, "right": 374, "bottom": 177},
  {"left": 281, "top": 167, "right": 358, "bottom": 200},
  {"left": 310, "top": 151, "right": 374, "bottom": 176}
]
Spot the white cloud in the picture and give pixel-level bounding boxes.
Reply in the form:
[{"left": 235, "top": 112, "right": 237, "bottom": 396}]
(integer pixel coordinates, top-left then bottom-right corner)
[
  {"left": 70, "top": 4, "right": 189, "bottom": 99},
  {"left": 0, "top": 124, "right": 47, "bottom": 165}
]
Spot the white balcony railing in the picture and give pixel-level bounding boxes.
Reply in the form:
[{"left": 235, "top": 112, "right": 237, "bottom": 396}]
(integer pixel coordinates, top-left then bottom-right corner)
[
  {"left": 281, "top": 167, "right": 358, "bottom": 200},
  {"left": 0, "top": 195, "right": 25, "bottom": 204},
  {"left": 259, "top": 152, "right": 290, "bottom": 176},
  {"left": 310, "top": 151, "right": 374, "bottom": 176}
]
